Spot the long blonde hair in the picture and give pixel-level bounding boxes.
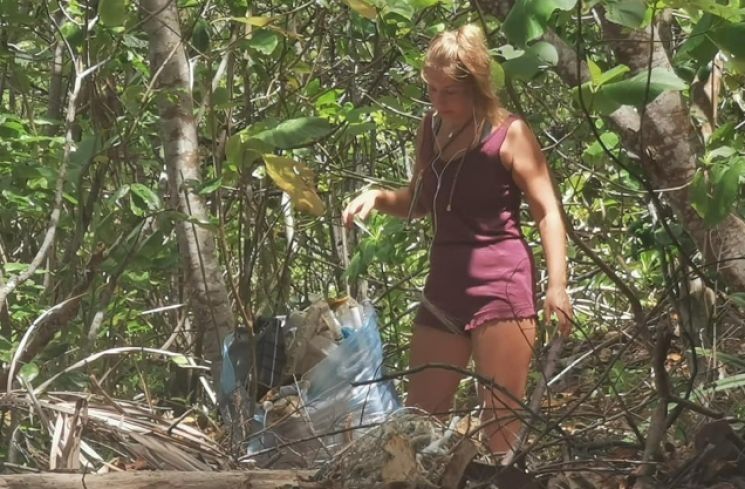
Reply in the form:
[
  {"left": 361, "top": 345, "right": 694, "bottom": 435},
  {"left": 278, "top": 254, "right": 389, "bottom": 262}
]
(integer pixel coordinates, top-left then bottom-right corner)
[{"left": 422, "top": 24, "right": 507, "bottom": 127}]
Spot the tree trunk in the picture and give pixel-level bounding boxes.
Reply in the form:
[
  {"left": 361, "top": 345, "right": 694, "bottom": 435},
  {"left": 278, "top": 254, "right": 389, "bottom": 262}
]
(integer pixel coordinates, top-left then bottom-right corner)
[
  {"left": 479, "top": 0, "right": 745, "bottom": 291},
  {"left": 0, "top": 470, "right": 319, "bottom": 489},
  {"left": 141, "top": 0, "right": 235, "bottom": 389},
  {"left": 599, "top": 20, "right": 745, "bottom": 291},
  {"left": 46, "top": 10, "right": 66, "bottom": 137}
]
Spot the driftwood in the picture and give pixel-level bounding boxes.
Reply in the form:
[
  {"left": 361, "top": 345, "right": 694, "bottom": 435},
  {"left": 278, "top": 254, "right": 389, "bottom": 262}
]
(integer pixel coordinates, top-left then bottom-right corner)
[{"left": 0, "top": 470, "right": 318, "bottom": 489}]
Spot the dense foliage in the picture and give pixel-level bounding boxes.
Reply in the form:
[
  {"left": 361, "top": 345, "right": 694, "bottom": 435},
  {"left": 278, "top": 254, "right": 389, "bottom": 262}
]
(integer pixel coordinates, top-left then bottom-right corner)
[{"left": 0, "top": 0, "right": 744, "bottom": 477}]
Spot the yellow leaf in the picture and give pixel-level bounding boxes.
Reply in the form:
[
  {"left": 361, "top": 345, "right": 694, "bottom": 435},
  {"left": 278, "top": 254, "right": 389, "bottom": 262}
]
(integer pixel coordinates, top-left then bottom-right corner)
[
  {"left": 587, "top": 58, "right": 602, "bottom": 87},
  {"left": 342, "top": 0, "right": 377, "bottom": 20},
  {"left": 263, "top": 155, "right": 326, "bottom": 216},
  {"left": 230, "top": 16, "right": 274, "bottom": 27},
  {"left": 381, "top": 435, "right": 417, "bottom": 483}
]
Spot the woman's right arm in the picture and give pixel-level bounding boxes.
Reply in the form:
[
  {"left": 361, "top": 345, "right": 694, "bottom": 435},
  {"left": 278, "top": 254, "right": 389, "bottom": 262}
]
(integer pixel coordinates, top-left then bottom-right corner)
[{"left": 342, "top": 115, "right": 428, "bottom": 227}]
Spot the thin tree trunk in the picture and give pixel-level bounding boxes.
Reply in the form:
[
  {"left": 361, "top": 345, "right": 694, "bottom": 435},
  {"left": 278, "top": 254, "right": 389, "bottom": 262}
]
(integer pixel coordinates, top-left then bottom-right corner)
[
  {"left": 46, "top": 10, "right": 66, "bottom": 136},
  {"left": 141, "top": 0, "right": 235, "bottom": 389}
]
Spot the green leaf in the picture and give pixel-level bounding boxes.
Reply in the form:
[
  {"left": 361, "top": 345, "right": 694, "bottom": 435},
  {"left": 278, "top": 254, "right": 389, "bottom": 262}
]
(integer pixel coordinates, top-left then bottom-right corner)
[
  {"left": 70, "top": 134, "right": 99, "bottom": 167},
  {"left": 710, "top": 21, "right": 745, "bottom": 60},
  {"left": 588, "top": 58, "right": 602, "bottom": 86},
  {"left": 502, "top": 0, "right": 577, "bottom": 47},
  {"left": 664, "top": 0, "right": 743, "bottom": 22},
  {"left": 254, "top": 117, "right": 335, "bottom": 149},
  {"left": 229, "top": 16, "right": 275, "bottom": 27},
  {"left": 674, "top": 13, "right": 719, "bottom": 68},
  {"left": 690, "top": 169, "right": 708, "bottom": 218},
  {"left": 713, "top": 372, "right": 745, "bottom": 392},
  {"left": 705, "top": 159, "right": 744, "bottom": 225},
  {"left": 248, "top": 30, "right": 280, "bottom": 56},
  {"left": 491, "top": 60, "right": 505, "bottom": 89},
  {"left": 99, "top": 0, "right": 128, "bottom": 27},
  {"left": 343, "top": 0, "right": 377, "bottom": 19},
  {"left": 410, "top": 0, "right": 443, "bottom": 9},
  {"left": 171, "top": 354, "right": 190, "bottom": 367},
  {"left": 198, "top": 177, "right": 223, "bottom": 195},
  {"left": 594, "top": 64, "right": 630, "bottom": 87},
  {"left": 604, "top": 0, "right": 647, "bottom": 28},
  {"left": 586, "top": 67, "right": 688, "bottom": 113},
  {"left": 19, "top": 362, "right": 39, "bottom": 383},
  {"left": 191, "top": 19, "right": 210, "bottom": 52},
  {"left": 130, "top": 183, "right": 161, "bottom": 212},
  {"left": 730, "top": 292, "right": 745, "bottom": 309},
  {"left": 502, "top": 41, "right": 558, "bottom": 80},
  {"left": 212, "top": 86, "right": 230, "bottom": 107}
]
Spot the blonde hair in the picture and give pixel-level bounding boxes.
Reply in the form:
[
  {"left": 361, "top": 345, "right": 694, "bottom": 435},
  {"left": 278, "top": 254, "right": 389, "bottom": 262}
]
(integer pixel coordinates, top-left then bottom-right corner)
[{"left": 422, "top": 24, "right": 507, "bottom": 126}]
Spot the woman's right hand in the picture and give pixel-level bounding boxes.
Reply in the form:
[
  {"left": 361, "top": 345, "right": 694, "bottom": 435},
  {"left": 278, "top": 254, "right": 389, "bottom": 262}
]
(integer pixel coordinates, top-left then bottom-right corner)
[{"left": 342, "top": 189, "right": 382, "bottom": 228}]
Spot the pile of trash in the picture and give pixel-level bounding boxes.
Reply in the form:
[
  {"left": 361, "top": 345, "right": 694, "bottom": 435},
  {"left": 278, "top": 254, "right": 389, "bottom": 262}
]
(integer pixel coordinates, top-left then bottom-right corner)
[{"left": 219, "top": 298, "right": 400, "bottom": 468}]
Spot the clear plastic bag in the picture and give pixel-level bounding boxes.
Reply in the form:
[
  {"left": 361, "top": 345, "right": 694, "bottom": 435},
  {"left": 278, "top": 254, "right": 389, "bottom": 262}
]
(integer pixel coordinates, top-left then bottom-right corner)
[{"left": 301, "top": 302, "right": 400, "bottom": 449}]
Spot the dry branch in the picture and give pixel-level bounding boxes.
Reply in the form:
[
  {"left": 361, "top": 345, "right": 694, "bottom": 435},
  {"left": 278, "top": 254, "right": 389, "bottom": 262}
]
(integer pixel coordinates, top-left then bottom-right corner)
[{"left": 0, "top": 470, "right": 318, "bottom": 489}]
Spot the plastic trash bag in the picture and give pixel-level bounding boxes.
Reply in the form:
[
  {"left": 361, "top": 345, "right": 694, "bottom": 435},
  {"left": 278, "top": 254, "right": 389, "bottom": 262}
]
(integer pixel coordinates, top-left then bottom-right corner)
[{"left": 301, "top": 302, "right": 400, "bottom": 449}]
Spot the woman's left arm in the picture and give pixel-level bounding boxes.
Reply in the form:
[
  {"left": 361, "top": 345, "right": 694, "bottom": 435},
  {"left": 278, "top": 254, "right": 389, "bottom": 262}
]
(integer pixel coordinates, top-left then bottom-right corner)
[{"left": 501, "top": 119, "right": 573, "bottom": 335}]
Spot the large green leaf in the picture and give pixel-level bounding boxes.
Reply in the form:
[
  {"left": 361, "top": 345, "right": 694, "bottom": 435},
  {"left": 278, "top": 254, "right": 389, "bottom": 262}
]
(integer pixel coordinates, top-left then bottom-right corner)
[
  {"left": 663, "top": 0, "right": 743, "bottom": 22},
  {"left": 130, "top": 183, "right": 162, "bottom": 216},
  {"left": 254, "top": 117, "right": 335, "bottom": 150},
  {"left": 690, "top": 169, "right": 709, "bottom": 218},
  {"left": 584, "top": 68, "right": 686, "bottom": 113},
  {"left": 706, "top": 158, "right": 745, "bottom": 225},
  {"left": 710, "top": 21, "right": 745, "bottom": 60},
  {"left": 191, "top": 19, "right": 210, "bottom": 52},
  {"left": 604, "top": 0, "right": 647, "bottom": 28},
  {"left": 602, "top": 68, "right": 687, "bottom": 105},
  {"left": 247, "top": 30, "right": 280, "bottom": 56},
  {"left": 674, "top": 13, "right": 720, "bottom": 68},
  {"left": 502, "top": 41, "right": 558, "bottom": 80},
  {"left": 502, "top": 0, "right": 577, "bottom": 47},
  {"left": 99, "top": 0, "right": 128, "bottom": 27}
]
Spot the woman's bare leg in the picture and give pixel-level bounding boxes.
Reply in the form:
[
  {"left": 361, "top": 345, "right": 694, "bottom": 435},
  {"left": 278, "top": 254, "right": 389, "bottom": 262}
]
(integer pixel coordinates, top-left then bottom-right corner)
[
  {"left": 471, "top": 318, "right": 536, "bottom": 454},
  {"left": 405, "top": 324, "right": 472, "bottom": 418}
]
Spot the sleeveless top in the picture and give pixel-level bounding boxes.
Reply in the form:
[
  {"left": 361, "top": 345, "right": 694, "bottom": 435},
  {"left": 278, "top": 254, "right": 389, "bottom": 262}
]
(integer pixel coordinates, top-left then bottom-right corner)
[{"left": 411, "top": 112, "right": 537, "bottom": 333}]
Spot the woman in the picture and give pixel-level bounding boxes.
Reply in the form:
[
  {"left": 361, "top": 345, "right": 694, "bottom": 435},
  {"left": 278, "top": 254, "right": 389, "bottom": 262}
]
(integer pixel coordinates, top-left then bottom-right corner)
[{"left": 341, "top": 24, "right": 572, "bottom": 455}]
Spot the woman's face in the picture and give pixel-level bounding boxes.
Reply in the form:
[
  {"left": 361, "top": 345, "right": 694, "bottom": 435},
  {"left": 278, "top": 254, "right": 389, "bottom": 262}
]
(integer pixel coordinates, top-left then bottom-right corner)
[{"left": 424, "top": 67, "right": 474, "bottom": 124}]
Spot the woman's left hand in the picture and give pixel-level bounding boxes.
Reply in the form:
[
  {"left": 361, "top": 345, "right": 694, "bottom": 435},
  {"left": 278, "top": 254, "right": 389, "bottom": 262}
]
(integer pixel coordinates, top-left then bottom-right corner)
[{"left": 545, "top": 286, "right": 573, "bottom": 336}]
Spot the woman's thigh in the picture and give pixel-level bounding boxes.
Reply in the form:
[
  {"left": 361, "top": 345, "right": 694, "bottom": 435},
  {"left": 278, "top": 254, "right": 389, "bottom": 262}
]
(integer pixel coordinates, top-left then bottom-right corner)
[
  {"left": 405, "top": 324, "right": 471, "bottom": 417},
  {"left": 471, "top": 318, "right": 537, "bottom": 407}
]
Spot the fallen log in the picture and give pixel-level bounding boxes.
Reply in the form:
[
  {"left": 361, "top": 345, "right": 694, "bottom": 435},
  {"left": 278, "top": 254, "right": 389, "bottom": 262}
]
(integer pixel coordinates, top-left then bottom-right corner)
[{"left": 0, "top": 470, "right": 319, "bottom": 489}]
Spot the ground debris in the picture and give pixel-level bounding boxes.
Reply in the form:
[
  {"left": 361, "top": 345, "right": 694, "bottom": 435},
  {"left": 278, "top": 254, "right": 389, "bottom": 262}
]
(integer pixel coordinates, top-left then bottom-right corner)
[
  {"left": 0, "top": 390, "right": 230, "bottom": 473},
  {"left": 313, "top": 412, "right": 485, "bottom": 489}
]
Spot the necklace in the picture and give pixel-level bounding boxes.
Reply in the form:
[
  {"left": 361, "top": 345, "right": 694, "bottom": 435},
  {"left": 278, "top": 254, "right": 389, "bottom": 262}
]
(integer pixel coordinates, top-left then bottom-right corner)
[{"left": 435, "top": 117, "right": 471, "bottom": 155}]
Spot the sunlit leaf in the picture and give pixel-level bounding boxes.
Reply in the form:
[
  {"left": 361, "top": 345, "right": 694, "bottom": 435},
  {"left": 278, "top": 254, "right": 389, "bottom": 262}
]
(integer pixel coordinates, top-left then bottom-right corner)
[
  {"left": 99, "top": 0, "right": 128, "bottom": 27},
  {"left": 263, "top": 155, "right": 326, "bottom": 216},
  {"left": 342, "top": 0, "right": 377, "bottom": 20},
  {"left": 254, "top": 117, "right": 335, "bottom": 149},
  {"left": 588, "top": 58, "right": 602, "bottom": 86},
  {"left": 19, "top": 362, "right": 39, "bottom": 383},
  {"left": 229, "top": 16, "right": 274, "bottom": 27}
]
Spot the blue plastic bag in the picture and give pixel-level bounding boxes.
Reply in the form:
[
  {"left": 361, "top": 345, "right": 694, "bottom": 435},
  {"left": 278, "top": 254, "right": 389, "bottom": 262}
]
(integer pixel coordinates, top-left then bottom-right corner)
[{"left": 302, "top": 303, "right": 400, "bottom": 440}]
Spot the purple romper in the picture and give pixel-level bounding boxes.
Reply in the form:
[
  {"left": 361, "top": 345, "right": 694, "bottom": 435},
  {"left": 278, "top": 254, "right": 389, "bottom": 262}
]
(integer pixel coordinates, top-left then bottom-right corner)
[{"left": 412, "top": 113, "right": 538, "bottom": 334}]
